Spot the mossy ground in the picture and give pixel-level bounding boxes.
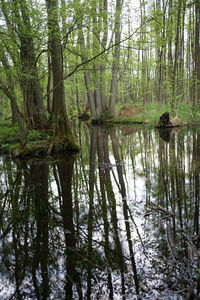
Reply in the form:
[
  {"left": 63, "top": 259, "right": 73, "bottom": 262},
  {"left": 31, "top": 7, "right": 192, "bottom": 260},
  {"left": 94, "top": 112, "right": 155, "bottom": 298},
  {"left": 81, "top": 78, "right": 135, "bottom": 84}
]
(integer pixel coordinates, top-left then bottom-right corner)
[
  {"left": 0, "top": 120, "right": 50, "bottom": 155},
  {"left": 1, "top": 118, "right": 80, "bottom": 158}
]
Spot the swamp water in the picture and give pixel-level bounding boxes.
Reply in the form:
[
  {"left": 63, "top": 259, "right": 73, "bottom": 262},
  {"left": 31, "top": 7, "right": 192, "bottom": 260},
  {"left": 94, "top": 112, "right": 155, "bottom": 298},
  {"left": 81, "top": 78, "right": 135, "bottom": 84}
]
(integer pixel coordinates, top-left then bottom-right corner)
[{"left": 0, "top": 125, "right": 200, "bottom": 300}]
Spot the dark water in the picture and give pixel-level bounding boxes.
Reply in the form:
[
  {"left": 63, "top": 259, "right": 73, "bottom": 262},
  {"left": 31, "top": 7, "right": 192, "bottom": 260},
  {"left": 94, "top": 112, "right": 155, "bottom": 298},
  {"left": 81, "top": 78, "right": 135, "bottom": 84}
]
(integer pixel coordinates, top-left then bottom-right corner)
[{"left": 0, "top": 125, "right": 200, "bottom": 300}]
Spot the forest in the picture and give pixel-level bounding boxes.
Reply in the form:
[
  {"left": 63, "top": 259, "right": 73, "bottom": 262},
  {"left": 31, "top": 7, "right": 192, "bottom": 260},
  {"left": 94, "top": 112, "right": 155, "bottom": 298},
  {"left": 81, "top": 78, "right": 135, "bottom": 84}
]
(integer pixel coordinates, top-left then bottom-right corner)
[
  {"left": 0, "top": 1, "right": 200, "bottom": 299},
  {"left": 0, "top": 0, "right": 200, "bottom": 155}
]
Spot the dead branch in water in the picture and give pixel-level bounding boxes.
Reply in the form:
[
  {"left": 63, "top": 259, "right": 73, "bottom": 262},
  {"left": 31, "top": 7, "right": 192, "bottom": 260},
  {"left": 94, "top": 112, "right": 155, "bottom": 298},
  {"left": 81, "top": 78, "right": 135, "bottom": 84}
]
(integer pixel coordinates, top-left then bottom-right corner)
[{"left": 149, "top": 202, "right": 174, "bottom": 217}]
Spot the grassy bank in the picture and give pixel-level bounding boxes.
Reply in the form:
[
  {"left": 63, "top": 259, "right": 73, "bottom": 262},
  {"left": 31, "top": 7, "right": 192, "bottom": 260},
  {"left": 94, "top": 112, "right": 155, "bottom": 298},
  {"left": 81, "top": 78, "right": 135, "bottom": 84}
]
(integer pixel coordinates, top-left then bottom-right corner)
[
  {"left": 95, "top": 102, "right": 200, "bottom": 126},
  {"left": 1, "top": 102, "right": 200, "bottom": 155}
]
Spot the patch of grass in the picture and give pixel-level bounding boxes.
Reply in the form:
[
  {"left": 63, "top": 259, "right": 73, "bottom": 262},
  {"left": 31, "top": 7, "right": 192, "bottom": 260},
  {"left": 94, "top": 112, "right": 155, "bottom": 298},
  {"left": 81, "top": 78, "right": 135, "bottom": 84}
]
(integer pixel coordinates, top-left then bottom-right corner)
[
  {"left": 111, "top": 101, "right": 200, "bottom": 126},
  {"left": 143, "top": 102, "right": 171, "bottom": 126},
  {"left": 26, "top": 129, "right": 50, "bottom": 143},
  {"left": 111, "top": 102, "right": 171, "bottom": 126},
  {"left": 0, "top": 124, "right": 20, "bottom": 144},
  {"left": 176, "top": 102, "right": 200, "bottom": 124}
]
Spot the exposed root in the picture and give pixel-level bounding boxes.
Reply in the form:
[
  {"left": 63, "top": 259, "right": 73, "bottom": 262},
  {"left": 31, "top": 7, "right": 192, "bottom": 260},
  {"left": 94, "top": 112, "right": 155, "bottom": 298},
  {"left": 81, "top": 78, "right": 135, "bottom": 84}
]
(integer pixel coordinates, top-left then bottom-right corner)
[
  {"left": 11, "top": 118, "right": 80, "bottom": 158},
  {"left": 11, "top": 141, "right": 50, "bottom": 158},
  {"left": 12, "top": 139, "right": 79, "bottom": 158}
]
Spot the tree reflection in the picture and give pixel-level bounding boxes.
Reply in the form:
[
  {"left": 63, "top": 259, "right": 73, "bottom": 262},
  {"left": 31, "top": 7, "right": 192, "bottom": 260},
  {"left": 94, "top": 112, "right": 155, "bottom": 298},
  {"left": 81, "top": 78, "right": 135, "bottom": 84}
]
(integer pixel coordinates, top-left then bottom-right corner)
[
  {"left": 56, "top": 156, "right": 82, "bottom": 300},
  {"left": 0, "top": 126, "right": 200, "bottom": 299}
]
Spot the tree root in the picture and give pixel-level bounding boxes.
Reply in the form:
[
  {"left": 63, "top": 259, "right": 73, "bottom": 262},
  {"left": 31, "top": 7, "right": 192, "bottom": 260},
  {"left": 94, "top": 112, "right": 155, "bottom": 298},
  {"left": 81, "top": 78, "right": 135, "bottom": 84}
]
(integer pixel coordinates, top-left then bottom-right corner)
[{"left": 11, "top": 137, "right": 79, "bottom": 158}]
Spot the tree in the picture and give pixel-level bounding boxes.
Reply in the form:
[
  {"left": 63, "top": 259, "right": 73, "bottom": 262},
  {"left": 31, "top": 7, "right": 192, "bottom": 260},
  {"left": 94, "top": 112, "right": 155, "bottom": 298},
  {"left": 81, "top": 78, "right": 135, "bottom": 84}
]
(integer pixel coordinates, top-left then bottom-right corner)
[
  {"left": 109, "top": 0, "right": 123, "bottom": 115},
  {"left": 46, "top": 0, "right": 79, "bottom": 152},
  {"left": 0, "top": 0, "right": 46, "bottom": 129},
  {"left": 195, "top": 0, "right": 200, "bottom": 106}
]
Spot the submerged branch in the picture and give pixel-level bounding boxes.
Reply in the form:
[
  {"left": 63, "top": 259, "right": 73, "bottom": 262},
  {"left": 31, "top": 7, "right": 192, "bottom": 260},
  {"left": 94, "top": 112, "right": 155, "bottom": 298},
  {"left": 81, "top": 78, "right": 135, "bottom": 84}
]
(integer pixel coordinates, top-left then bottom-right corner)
[
  {"left": 166, "top": 219, "right": 179, "bottom": 260},
  {"left": 149, "top": 202, "right": 174, "bottom": 217}
]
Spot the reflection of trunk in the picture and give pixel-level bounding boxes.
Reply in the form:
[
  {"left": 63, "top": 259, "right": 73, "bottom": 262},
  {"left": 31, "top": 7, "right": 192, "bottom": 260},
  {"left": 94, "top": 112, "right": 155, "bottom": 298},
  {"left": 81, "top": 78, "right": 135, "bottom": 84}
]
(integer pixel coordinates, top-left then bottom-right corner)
[
  {"left": 111, "top": 131, "right": 139, "bottom": 294},
  {"left": 103, "top": 129, "right": 125, "bottom": 296},
  {"left": 10, "top": 167, "right": 23, "bottom": 298},
  {"left": 31, "top": 162, "right": 49, "bottom": 299},
  {"left": 87, "top": 128, "right": 97, "bottom": 299},
  {"left": 97, "top": 128, "right": 113, "bottom": 298},
  {"left": 158, "top": 136, "right": 170, "bottom": 209},
  {"left": 13, "top": 229, "right": 21, "bottom": 298},
  {"left": 169, "top": 134, "right": 177, "bottom": 237},
  {"left": 175, "top": 136, "right": 183, "bottom": 229},
  {"left": 56, "top": 156, "right": 82, "bottom": 300},
  {"left": 2, "top": 162, "right": 23, "bottom": 297},
  {"left": 193, "top": 133, "right": 200, "bottom": 235}
]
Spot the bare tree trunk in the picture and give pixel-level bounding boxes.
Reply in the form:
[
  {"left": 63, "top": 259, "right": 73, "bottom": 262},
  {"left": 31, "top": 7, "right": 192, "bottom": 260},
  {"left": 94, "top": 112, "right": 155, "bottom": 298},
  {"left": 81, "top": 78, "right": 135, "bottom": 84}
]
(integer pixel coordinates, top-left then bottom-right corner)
[
  {"left": 97, "top": 0, "right": 108, "bottom": 115},
  {"left": 47, "top": 50, "right": 52, "bottom": 114},
  {"left": 195, "top": 0, "right": 200, "bottom": 105},
  {"left": 0, "top": 48, "right": 22, "bottom": 124},
  {"left": 171, "top": 0, "right": 182, "bottom": 114},
  {"left": 77, "top": 13, "right": 96, "bottom": 117}
]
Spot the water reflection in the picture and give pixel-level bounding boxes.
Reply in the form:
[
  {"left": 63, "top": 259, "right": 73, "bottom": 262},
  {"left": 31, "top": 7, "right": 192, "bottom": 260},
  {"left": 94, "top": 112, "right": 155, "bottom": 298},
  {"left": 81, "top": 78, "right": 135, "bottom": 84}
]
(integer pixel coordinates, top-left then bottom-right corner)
[
  {"left": 158, "top": 127, "right": 172, "bottom": 142},
  {"left": 0, "top": 126, "right": 200, "bottom": 299}
]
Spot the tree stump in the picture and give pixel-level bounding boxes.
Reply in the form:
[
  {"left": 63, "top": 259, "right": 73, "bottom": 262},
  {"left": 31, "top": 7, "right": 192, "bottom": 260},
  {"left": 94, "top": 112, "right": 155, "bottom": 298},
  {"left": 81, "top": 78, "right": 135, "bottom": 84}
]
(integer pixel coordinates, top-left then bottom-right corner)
[{"left": 157, "top": 112, "right": 173, "bottom": 128}]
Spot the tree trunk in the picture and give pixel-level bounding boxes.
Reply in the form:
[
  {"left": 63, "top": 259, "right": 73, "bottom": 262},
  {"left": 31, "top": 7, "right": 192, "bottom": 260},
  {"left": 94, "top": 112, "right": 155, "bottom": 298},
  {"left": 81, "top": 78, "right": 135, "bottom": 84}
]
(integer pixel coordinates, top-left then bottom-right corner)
[
  {"left": 171, "top": 0, "right": 182, "bottom": 114},
  {"left": 109, "top": 0, "right": 123, "bottom": 115},
  {"left": 46, "top": 0, "right": 79, "bottom": 153},
  {"left": 16, "top": 0, "right": 46, "bottom": 128},
  {"left": 195, "top": 0, "right": 200, "bottom": 105},
  {"left": 0, "top": 48, "right": 22, "bottom": 124}
]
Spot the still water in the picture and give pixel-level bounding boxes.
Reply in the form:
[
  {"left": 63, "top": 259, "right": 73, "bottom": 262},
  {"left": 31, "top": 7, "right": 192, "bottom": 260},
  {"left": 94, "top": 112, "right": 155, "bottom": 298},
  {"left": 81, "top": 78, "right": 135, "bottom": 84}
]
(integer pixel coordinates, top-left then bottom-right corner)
[{"left": 0, "top": 125, "right": 200, "bottom": 299}]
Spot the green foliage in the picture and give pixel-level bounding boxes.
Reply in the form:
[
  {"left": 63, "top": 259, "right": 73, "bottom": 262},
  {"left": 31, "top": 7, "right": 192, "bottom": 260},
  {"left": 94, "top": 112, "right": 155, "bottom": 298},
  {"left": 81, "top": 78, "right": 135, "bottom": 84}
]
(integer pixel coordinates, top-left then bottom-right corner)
[
  {"left": 0, "top": 124, "right": 20, "bottom": 144},
  {"left": 176, "top": 103, "right": 200, "bottom": 124},
  {"left": 26, "top": 130, "right": 50, "bottom": 143},
  {"left": 0, "top": 122, "right": 20, "bottom": 153},
  {"left": 0, "top": 0, "right": 200, "bottom": 134},
  {"left": 143, "top": 102, "right": 171, "bottom": 126}
]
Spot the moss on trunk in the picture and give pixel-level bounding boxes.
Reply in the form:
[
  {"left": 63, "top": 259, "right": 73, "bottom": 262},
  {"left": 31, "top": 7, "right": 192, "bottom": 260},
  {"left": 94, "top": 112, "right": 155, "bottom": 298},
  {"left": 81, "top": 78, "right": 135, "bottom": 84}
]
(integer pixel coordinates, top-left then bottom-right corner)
[{"left": 47, "top": 118, "right": 79, "bottom": 154}]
